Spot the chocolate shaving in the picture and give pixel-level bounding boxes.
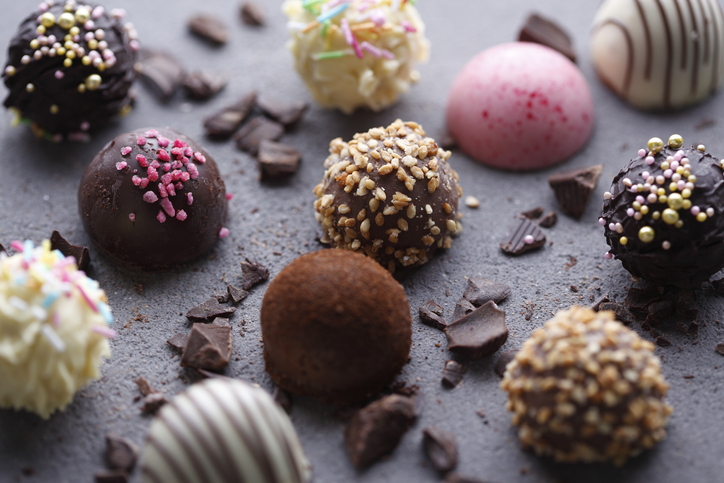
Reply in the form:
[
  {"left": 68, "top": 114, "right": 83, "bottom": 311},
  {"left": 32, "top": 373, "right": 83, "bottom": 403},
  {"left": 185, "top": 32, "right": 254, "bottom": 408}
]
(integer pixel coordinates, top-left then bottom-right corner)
[
  {"left": 50, "top": 230, "right": 90, "bottom": 271},
  {"left": 166, "top": 333, "right": 189, "bottom": 351},
  {"left": 183, "top": 71, "right": 227, "bottom": 100},
  {"left": 656, "top": 336, "right": 672, "bottom": 348},
  {"left": 94, "top": 470, "right": 128, "bottom": 483},
  {"left": 273, "top": 385, "right": 292, "bottom": 414},
  {"left": 188, "top": 14, "right": 228, "bottom": 44},
  {"left": 518, "top": 13, "right": 576, "bottom": 62},
  {"left": 133, "top": 376, "right": 156, "bottom": 397},
  {"left": 141, "top": 392, "right": 168, "bottom": 414},
  {"left": 500, "top": 217, "right": 546, "bottom": 255},
  {"left": 240, "top": 258, "right": 269, "bottom": 290},
  {"left": 258, "top": 140, "right": 301, "bottom": 180},
  {"left": 494, "top": 349, "right": 518, "bottom": 378},
  {"left": 423, "top": 426, "right": 458, "bottom": 473},
  {"left": 203, "top": 92, "right": 256, "bottom": 138},
  {"left": 181, "top": 319, "right": 233, "bottom": 371},
  {"left": 538, "top": 211, "right": 557, "bottom": 228},
  {"left": 463, "top": 277, "right": 511, "bottom": 306},
  {"left": 135, "top": 50, "right": 184, "bottom": 102},
  {"left": 419, "top": 300, "right": 447, "bottom": 331},
  {"left": 186, "top": 298, "right": 236, "bottom": 321},
  {"left": 441, "top": 360, "right": 466, "bottom": 388},
  {"left": 256, "top": 97, "right": 308, "bottom": 126},
  {"left": 240, "top": 2, "right": 265, "bottom": 26},
  {"left": 519, "top": 206, "right": 544, "bottom": 219},
  {"left": 234, "top": 117, "right": 285, "bottom": 155},
  {"left": 590, "top": 294, "right": 610, "bottom": 311},
  {"left": 105, "top": 434, "right": 138, "bottom": 472},
  {"left": 715, "top": 343, "right": 724, "bottom": 356},
  {"left": 451, "top": 297, "right": 476, "bottom": 324},
  {"left": 227, "top": 284, "right": 249, "bottom": 304},
  {"left": 445, "top": 301, "right": 508, "bottom": 360},
  {"left": 548, "top": 164, "right": 603, "bottom": 219}
]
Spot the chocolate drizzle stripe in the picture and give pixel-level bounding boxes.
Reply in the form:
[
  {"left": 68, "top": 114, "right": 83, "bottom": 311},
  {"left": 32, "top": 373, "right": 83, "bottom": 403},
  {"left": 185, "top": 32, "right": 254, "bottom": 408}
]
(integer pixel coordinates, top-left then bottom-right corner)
[
  {"left": 158, "top": 408, "right": 214, "bottom": 482},
  {"left": 255, "top": 396, "right": 304, "bottom": 483},
  {"left": 596, "top": 19, "right": 636, "bottom": 95},
  {"left": 145, "top": 434, "right": 195, "bottom": 483},
  {"left": 634, "top": 0, "right": 654, "bottom": 79},
  {"left": 685, "top": 0, "right": 702, "bottom": 93},
  {"left": 673, "top": 0, "right": 688, "bottom": 68},
  {"left": 653, "top": 0, "right": 675, "bottom": 108},
  {"left": 708, "top": 0, "right": 722, "bottom": 92}
]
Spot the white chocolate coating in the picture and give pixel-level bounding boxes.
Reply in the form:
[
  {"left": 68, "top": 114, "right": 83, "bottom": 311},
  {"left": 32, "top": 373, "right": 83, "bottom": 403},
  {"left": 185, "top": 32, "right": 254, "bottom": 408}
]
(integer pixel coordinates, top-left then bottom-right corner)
[
  {"left": 142, "top": 378, "right": 312, "bottom": 483},
  {"left": 283, "top": 0, "right": 429, "bottom": 114},
  {"left": 591, "top": 0, "right": 724, "bottom": 109}
]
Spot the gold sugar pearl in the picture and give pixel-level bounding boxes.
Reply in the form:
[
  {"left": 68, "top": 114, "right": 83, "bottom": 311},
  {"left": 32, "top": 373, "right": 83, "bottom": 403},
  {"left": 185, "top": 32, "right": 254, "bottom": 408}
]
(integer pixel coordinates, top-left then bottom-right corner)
[
  {"left": 36, "top": 25, "right": 46, "bottom": 35},
  {"left": 669, "top": 182, "right": 678, "bottom": 192},
  {"left": 633, "top": 201, "right": 642, "bottom": 210},
  {"left": 65, "top": 50, "right": 76, "bottom": 59},
  {"left": 58, "top": 12, "right": 75, "bottom": 30},
  {"left": 5, "top": 66, "right": 16, "bottom": 76},
  {"left": 69, "top": 26, "right": 80, "bottom": 36},
  {"left": 667, "top": 193, "right": 684, "bottom": 210},
  {"left": 688, "top": 175, "right": 697, "bottom": 183},
  {"left": 77, "top": 83, "right": 86, "bottom": 93},
  {"left": 81, "top": 55, "right": 91, "bottom": 65},
  {"left": 652, "top": 211, "right": 661, "bottom": 220},
  {"left": 620, "top": 236, "right": 629, "bottom": 246},
  {"left": 85, "top": 74, "right": 102, "bottom": 90},
  {"left": 56, "top": 47, "right": 66, "bottom": 56},
  {"left": 662, "top": 208, "right": 679, "bottom": 225},
  {"left": 75, "top": 7, "right": 90, "bottom": 23},
  {"left": 682, "top": 188, "right": 692, "bottom": 199},
  {"left": 661, "top": 161, "right": 670, "bottom": 170},
  {"left": 29, "top": 39, "right": 40, "bottom": 50},
  {"left": 698, "top": 144, "right": 706, "bottom": 152},
  {"left": 659, "top": 195, "right": 668, "bottom": 204},
  {"left": 638, "top": 227, "right": 655, "bottom": 243},
  {"left": 657, "top": 188, "right": 666, "bottom": 196},
  {"left": 697, "top": 212, "right": 707, "bottom": 222},
  {"left": 87, "top": 39, "right": 98, "bottom": 50},
  {"left": 675, "top": 220, "right": 684, "bottom": 228},
  {"left": 648, "top": 137, "right": 664, "bottom": 154},
  {"left": 26, "top": 83, "right": 35, "bottom": 92},
  {"left": 640, "top": 205, "right": 650, "bottom": 215},
  {"left": 668, "top": 134, "right": 684, "bottom": 149},
  {"left": 682, "top": 200, "right": 692, "bottom": 210},
  {"left": 63, "top": 58, "right": 72, "bottom": 67},
  {"left": 40, "top": 12, "right": 56, "bottom": 28},
  {"left": 49, "top": 104, "right": 59, "bottom": 114}
]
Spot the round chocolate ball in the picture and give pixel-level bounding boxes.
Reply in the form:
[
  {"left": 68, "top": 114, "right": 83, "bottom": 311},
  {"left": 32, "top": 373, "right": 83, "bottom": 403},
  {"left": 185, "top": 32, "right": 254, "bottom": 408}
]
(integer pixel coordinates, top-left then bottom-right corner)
[
  {"left": 78, "top": 128, "right": 228, "bottom": 269},
  {"left": 501, "top": 306, "right": 672, "bottom": 466},
  {"left": 600, "top": 136, "right": 724, "bottom": 288},
  {"left": 261, "top": 250, "right": 412, "bottom": 405},
  {"left": 2, "top": 2, "right": 138, "bottom": 141},
  {"left": 314, "top": 119, "right": 462, "bottom": 272}
]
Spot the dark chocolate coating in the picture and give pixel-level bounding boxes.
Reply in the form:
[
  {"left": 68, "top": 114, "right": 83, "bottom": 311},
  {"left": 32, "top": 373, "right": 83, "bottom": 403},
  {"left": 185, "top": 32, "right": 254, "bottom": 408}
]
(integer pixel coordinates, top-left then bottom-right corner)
[
  {"left": 602, "top": 146, "right": 724, "bottom": 288},
  {"left": 260, "top": 250, "right": 412, "bottom": 405},
  {"left": 78, "top": 128, "right": 227, "bottom": 269},
  {"left": 3, "top": 3, "right": 136, "bottom": 139}
]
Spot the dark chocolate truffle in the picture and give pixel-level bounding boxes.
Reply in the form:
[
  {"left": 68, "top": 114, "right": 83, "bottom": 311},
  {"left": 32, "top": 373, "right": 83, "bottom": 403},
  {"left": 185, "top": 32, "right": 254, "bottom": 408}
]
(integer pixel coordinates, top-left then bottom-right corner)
[
  {"left": 500, "top": 306, "right": 672, "bottom": 466},
  {"left": 600, "top": 135, "right": 724, "bottom": 288},
  {"left": 314, "top": 119, "right": 462, "bottom": 273},
  {"left": 260, "top": 250, "right": 412, "bottom": 405},
  {"left": 2, "top": 2, "right": 138, "bottom": 141},
  {"left": 78, "top": 128, "right": 228, "bottom": 269}
]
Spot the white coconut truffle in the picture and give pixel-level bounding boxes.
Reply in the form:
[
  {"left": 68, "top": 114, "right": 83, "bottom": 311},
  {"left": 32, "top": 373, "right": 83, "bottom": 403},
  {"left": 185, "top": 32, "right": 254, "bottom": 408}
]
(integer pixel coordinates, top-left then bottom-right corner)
[{"left": 283, "top": 0, "right": 429, "bottom": 113}]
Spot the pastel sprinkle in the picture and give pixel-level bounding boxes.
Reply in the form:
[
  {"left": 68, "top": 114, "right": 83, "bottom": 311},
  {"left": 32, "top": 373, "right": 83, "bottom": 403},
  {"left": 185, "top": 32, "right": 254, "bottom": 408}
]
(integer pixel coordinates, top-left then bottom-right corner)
[
  {"left": 157, "top": 211, "right": 167, "bottom": 223},
  {"left": 143, "top": 191, "right": 159, "bottom": 203},
  {"left": 120, "top": 146, "right": 132, "bottom": 155},
  {"left": 92, "top": 326, "right": 117, "bottom": 338},
  {"left": 176, "top": 210, "right": 188, "bottom": 221},
  {"left": 137, "top": 136, "right": 147, "bottom": 146},
  {"left": 638, "top": 148, "right": 647, "bottom": 157},
  {"left": 54, "top": 70, "right": 64, "bottom": 79},
  {"left": 42, "top": 292, "right": 60, "bottom": 308},
  {"left": 523, "top": 235, "right": 534, "bottom": 245},
  {"left": 316, "top": 2, "right": 349, "bottom": 23},
  {"left": 41, "top": 325, "right": 66, "bottom": 352},
  {"left": 400, "top": 20, "right": 417, "bottom": 32},
  {"left": 77, "top": 283, "right": 98, "bottom": 312},
  {"left": 98, "top": 302, "right": 114, "bottom": 325},
  {"left": 160, "top": 198, "right": 175, "bottom": 217},
  {"left": 158, "top": 137, "right": 170, "bottom": 147},
  {"left": 312, "top": 50, "right": 347, "bottom": 60},
  {"left": 136, "top": 154, "right": 148, "bottom": 167},
  {"left": 187, "top": 193, "right": 194, "bottom": 205},
  {"left": 115, "top": 161, "right": 127, "bottom": 171},
  {"left": 219, "top": 227, "right": 230, "bottom": 238},
  {"left": 226, "top": 193, "right": 233, "bottom": 201},
  {"left": 129, "top": 213, "right": 136, "bottom": 222}
]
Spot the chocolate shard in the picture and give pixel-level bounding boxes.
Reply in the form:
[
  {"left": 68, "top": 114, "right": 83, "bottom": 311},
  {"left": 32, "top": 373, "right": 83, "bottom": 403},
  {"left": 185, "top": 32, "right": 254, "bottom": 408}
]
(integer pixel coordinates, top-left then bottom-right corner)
[
  {"left": 227, "top": 284, "right": 249, "bottom": 304},
  {"left": 548, "top": 164, "right": 603, "bottom": 219},
  {"left": 518, "top": 13, "right": 576, "bottom": 63},
  {"left": 105, "top": 434, "right": 139, "bottom": 472},
  {"left": 213, "top": 291, "right": 231, "bottom": 304},
  {"left": 240, "top": 258, "right": 269, "bottom": 290},
  {"left": 624, "top": 286, "right": 664, "bottom": 320},
  {"left": 344, "top": 394, "right": 417, "bottom": 468},
  {"left": 203, "top": 92, "right": 257, "bottom": 138},
  {"left": 180, "top": 320, "right": 233, "bottom": 371},
  {"left": 444, "top": 473, "right": 491, "bottom": 483},
  {"left": 500, "top": 217, "right": 546, "bottom": 255},
  {"left": 441, "top": 360, "right": 466, "bottom": 388},
  {"left": 258, "top": 140, "right": 301, "bottom": 180},
  {"left": 419, "top": 300, "right": 447, "bottom": 331},
  {"left": 133, "top": 376, "right": 156, "bottom": 397},
  {"left": 233, "top": 117, "right": 285, "bottom": 155},
  {"left": 50, "top": 230, "right": 90, "bottom": 271},
  {"left": 240, "top": 2, "right": 265, "bottom": 26},
  {"left": 656, "top": 336, "right": 672, "bottom": 347},
  {"left": 538, "top": 211, "right": 557, "bottom": 228},
  {"left": 463, "top": 277, "right": 511, "bottom": 307},
  {"left": 445, "top": 301, "right": 508, "bottom": 360},
  {"left": 715, "top": 343, "right": 724, "bottom": 356},
  {"left": 598, "top": 302, "right": 632, "bottom": 325},
  {"left": 451, "top": 298, "right": 476, "bottom": 324},
  {"left": 186, "top": 298, "right": 236, "bottom": 322},
  {"left": 135, "top": 50, "right": 184, "bottom": 102},
  {"left": 494, "top": 349, "right": 518, "bottom": 378},
  {"left": 273, "top": 385, "right": 292, "bottom": 414},
  {"left": 590, "top": 294, "right": 610, "bottom": 311},
  {"left": 519, "top": 206, "right": 544, "bottom": 219},
  {"left": 94, "top": 470, "right": 128, "bottom": 483},
  {"left": 256, "top": 97, "right": 308, "bottom": 126},
  {"left": 166, "top": 333, "right": 189, "bottom": 351},
  {"left": 183, "top": 71, "right": 227, "bottom": 100},
  {"left": 141, "top": 392, "right": 169, "bottom": 414},
  {"left": 188, "top": 14, "right": 229, "bottom": 44},
  {"left": 423, "top": 426, "right": 458, "bottom": 473}
]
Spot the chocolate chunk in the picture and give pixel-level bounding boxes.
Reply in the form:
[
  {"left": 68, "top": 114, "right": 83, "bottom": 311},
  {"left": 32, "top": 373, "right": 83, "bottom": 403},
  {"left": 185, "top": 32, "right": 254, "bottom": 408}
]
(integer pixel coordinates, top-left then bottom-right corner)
[
  {"left": 141, "top": 392, "right": 169, "bottom": 413},
  {"left": 445, "top": 301, "right": 508, "bottom": 359},
  {"left": 423, "top": 426, "right": 458, "bottom": 473},
  {"left": 548, "top": 164, "right": 603, "bottom": 219},
  {"left": 444, "top": 473, "right": 490, "bottom": 483},
  {"left": 181, "top": 320, "right": 233, "bottom": 371},
  {"left": 463, "top": 277, "right": 511, "bottom": 306},
  {"left": 273, "top": 385, "right": 292, "bottom": 414},
  {"left": 518, "top": 13, "right": 576, "bottom": 62},
  {"left": 186, "top": 298, "right": 236, "bottom": 322},
  {"left": 520, "top": 206, "right": 544, "bottom": 219},
  {"left": 590, "top": 294, "right": 610, "bottom": 311},
  {"left": 656, "top": 336, "right": 672, "bottom": 347},
  {"left": 716, "top": 343, "right": 724, "bottom": 356},
  {"left": 94, "top": 470, "right": 128, "bottom": 483},
  {"left": 213, "top": 292, "right": 231, "bottom": 304},
  {"left": 240, "top": 2, "right": 265, "bottom": 26},
  {"left": 203, "top": 92, "right": 257, "bottom": 138},
  {"left": 166, "top": 333, "right": 189, "bottom": 351},
  {"left": 624, "top": 286, "right": 664, "bottom": 320},
  {"left": 538, "top": 211, "right": 557, "bottom": 228},
  {"left": 256, "top": 97, "right": 308, "bottom": 126},
  {"left": 419, "top": 300, "right": 447, "bottom": 331},
  {"left": 240, "top": 258, "right": 269, "bottom": 290},
  {"left": 451, "top": 297, "right": 476, "bottom": 324},
  {"left": 494, "top": 350, "right": 518, "bottom": 378},
  {"left": 258, "top": 140, "right": 301, "bottom": 180},
  {"left": 188, "top": 14, "right": 228, "bottom": 44},
  {"left": 234, "top": 117, "right": 285, "bottom": 154},
  {"left": 649, "top": 300, "right": 674, "bottom": 318},
  {"left": 441, "top": 360, "right": 466, "bottom": 388},
  {"left": 183, "top": 71, "right": 227, "bottom": 100},
  {"left": 50, "top": 231, "right": 90, "bottom": 271},
  {"left": 227, "top": 284, "right": 249, "bottom": 304},
  {"left": 500, "top": 217, "right": 546, "bottom": 255},
  {"left": 133, "top": 376, "right": 156, "bottom": 397},
  {"left": 598, "top": 302, "right": 632, "bottom": 324},
  {"left": 344, "top": 394, "right": 417, "bottom": 468},
  {"left": 105, "top": 434, "right": 138, "bottom": 472},
  {"left": 136, "top": 50, "right": 184, "bottom": 102}
]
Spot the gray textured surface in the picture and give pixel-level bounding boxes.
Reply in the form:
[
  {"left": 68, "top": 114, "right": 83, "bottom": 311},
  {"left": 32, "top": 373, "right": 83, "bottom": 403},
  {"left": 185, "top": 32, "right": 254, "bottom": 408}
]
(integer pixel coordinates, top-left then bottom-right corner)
[{"left": 1, "top": 0, "right": 724, "bottom": 482}]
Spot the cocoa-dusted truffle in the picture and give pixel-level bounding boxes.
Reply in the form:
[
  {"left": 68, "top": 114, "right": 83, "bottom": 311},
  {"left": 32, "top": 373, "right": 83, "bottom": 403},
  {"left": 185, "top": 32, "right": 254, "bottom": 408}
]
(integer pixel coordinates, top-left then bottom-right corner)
[
  {"left": 78, "top": 128, "right": 228, "bottom": 269},
  {"left": 600, "top": 135, "right": 724, "bottom": 288},
  {"left": 260, "top": 250, "right": 412, "bottom": 405},
  {"left": 2, "top": 2, "right": 138, "bottom": 141},
  {"left": 501, "top": 306, "right": 672, "bottom": 466},
  {"left": 314, "top": 119, "right": 462, "bottom": 272}
]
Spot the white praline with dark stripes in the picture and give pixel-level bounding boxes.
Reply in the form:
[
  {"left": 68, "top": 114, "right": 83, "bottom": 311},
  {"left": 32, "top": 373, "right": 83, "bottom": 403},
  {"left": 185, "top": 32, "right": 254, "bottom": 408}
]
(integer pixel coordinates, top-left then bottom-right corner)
[
  {"left": 141, "top": 378, "right": 312, "bottom": 483},
  {"left": 591, "top": 0, "right": 724, "bottom": 109}
]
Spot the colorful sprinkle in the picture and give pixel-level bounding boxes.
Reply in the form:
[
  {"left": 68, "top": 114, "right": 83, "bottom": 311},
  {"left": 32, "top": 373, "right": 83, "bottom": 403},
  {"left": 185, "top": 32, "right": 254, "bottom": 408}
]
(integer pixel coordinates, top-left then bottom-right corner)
[{"left": 219, "top": 227, "right": 230, "bottom": 238}]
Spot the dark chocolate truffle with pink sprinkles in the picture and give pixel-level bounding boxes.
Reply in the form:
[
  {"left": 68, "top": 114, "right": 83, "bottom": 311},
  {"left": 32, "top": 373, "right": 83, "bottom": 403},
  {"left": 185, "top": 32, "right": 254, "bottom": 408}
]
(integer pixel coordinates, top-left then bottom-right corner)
[{"left": 78, "top": 127, "right": 229, "bottom": 269}]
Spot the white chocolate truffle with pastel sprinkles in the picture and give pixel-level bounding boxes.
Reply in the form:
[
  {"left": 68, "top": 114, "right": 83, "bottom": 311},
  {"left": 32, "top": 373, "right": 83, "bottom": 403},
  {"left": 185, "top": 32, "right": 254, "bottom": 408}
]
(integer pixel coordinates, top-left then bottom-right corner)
[
  {"left": 282, "top": 0, "right": 429, "bottom": 113},
  {"left": 0, "top": 240, "right": 114, "bottom": 419},
  {"left": 501, "top": 306, "right": 672, "bottom": 466},
  {"left": 141, "top": 378, "right": 312, "bottom": 483}
]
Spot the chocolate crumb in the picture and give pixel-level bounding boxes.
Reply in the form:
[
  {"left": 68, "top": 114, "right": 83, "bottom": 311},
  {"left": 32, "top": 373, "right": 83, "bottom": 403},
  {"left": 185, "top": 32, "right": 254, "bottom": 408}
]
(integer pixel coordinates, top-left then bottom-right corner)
[
  {"left": 94, "top": 470, "right": 128, "bottom": 483},
  {"left": 186, "top": 298, "right": 236, "bottom": 322},
  {"left": 258, "top": 140, "right": 301, "bottom": 180},
  {"left": 441, "top": 360, "right": 466, "bottom": 388},
  {"left": 166, "top": 333, "right": 189, "bottom": 351},
  {"left": 240, "top": 2, "right": 265, "bottom": 26},
  {"left": 135, "top": 49, "right": 184, "bottom": 102},
  {"left": 683, "top": 375, "right": 695, "bottom": 379},
  {"left": 570, "top": 285, "right": 579, "bottom": 293},
  {"left": 523, "top": 303, "right": 535, "bottom": 321},
  {"left": 565, "top": 255, "right": 578, "bottom": 270},
  {"left": 105, "top": 434, "right": 138, "bottom": 472},
  {"left": 598, "top": 302, "right": 632, "bottom": 324},
  {"left": 548, "top": 164, "right": 603, "bottom": 219},
  {"left": 234, "top": 117, "right": 285, "bottom": 155},
  {"left": 256, "top": 97, "right": 308, "bottom": 126},
  {"left": 656, "top": 336, "right": 673, "bottom": 348},
  {"left": 50, "top": 230, "right": 90, "bottom": 271},
  {"left": 181, "top": 320, "right": 233, "bottom": 371},
  {"left": 203, "top": 92, "right": 256, "bottom": 138},
  {"left": 141, "top": 392, "right": 168, "bottom": 414},
  {"left": 500, "top": 217, "right": 546, "bottom": 255},
  {"left": 445, "top": 301, "right": 508, "bottom": 360},
  {"left": 183, "top": 71, "right": 227, "bottom": 100},
  {"left": 463, "top": 278, "right": 511, "bottom": 307},
  {"left": 538, "top": 211, "right": 558, "bottom": 228},
  {"left": 520, "top": 206, "right": 544, "bottom": 219},
  {"left": 133, "top": 376, "right": 156, "bottom": 397},
  {"left": 494, "top": 350, "right": 518, "bottom": 378},
  {"left": 451, "top": 297, "right": 476, "bottom": 324},
  {"left": 716, "top": 344, "right": 724, "bottom": 356},
  {"left": 227, "top": 285, "right": 249, "bottom": 304},
  {"left": 240, "top": 258, "right": 269, "bottom": 290},
  {"left": 591, "top": 294, "right": 610, "bottom": 311},
  {"left": 420, "top": 300, "right": 447, "bottom": 331},
  {"left": 188, "top": 14, "right": 228, "bottom": 44},
  {"left": 423, "top": 426, "right": 458, "bottom": 473},
  {"left": 519, "top": 13, "right": 576, "bottom": 62},
  {"left": 273, "top": 385, "right": 292, "bottom": 414}
]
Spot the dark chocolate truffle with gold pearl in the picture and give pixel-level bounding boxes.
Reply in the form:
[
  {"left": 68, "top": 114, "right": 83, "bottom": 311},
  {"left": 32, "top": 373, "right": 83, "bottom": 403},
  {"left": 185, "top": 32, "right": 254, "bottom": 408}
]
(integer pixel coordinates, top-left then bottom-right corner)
[
  {"left": 2, "top": 1, "right": 138, "bottom": 141},
  {"left": 314, "top": 119, "right": 462, "bottom": 273},
  {"left": 600, "top": 135, "right": 724, "bottom": 288}
]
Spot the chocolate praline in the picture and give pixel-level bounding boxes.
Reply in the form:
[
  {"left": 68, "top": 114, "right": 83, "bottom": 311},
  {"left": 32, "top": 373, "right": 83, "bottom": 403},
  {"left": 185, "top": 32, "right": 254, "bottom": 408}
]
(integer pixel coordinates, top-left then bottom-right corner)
[
  {"left": 600, "top": 136, "right": 724, "bottom": 288},
  {"left": 78, "top": 128, "right": 228, "bottom": 269},
  {"left": 2, "top": 2, "right": 138, "bottom": 141}
]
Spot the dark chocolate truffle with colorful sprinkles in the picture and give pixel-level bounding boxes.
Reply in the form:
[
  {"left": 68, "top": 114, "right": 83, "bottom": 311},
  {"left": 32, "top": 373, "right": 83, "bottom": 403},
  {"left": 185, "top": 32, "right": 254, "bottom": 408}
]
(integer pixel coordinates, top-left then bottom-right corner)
[
  {"left": 600, "top": 135, "right": 724, "bottom": 288},
  {"left": 78, "top": 128, "right": 229, "bottom": 269},
  {"left": 2, "top": 1, "right": 138, "bottom": 141}
]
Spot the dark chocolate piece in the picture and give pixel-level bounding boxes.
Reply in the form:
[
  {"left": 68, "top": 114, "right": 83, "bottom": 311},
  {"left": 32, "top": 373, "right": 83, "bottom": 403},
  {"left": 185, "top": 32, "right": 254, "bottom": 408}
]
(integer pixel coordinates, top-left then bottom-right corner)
[
  {"left": 240, "top": 258, "right": 269, "bottom": 290},
  {"left": 549, "top": 164, "right": 603, "bottom": 219},
  {"left": 625, "top": 287, "right": 664, "bottom": 320},
  {"left": 344, "top": 394, "right": 417, "bottom": 468},
  {"left": 183, "top": 71, "right": 227, "bottom": 100},
  {"left": 240, "top": 2, "right": 265, "bottom": 26},
  {"left": 203, "top": 92, "right": 257, "bottom": 138},
  {"left": 598, "top": 302, "right": 632, "bottom": 325},
  {"left": 538, "top": 211, "right": 557, "bottom": 228},
  {"left": 234, "top": 117, "right": 284, "bottom": 154},
  {"left": 50, "top": 230, "right": 90, "bottom": 271},
  {"left": 258, "top": 140, "right": 301, "bottom": 180},
  {"left": 716, "top": 343, "right": 724, "bottom": 356},
  {"left": 133, "top": 376, "right": 155, "bottom": 397},
  {"left": 500, "top": 217, "right": 546, "bottom": 255},
  {"left": 105, "top": 434, "right": 138, "bottom": 472},
  {"left": 710, "top": 278, "right": 724, "bottom": 295},
  {"left": 188, "top": 14, "right": 228, "bottom": 44},
  {"left": 419, "top": 300, "right": 447, "bottom": 331},
  {"left": 94, "top": 470, "right": 128, "bottom": 483},
  {"left": 256, "top": 97, "right": 308, "bottom": 126},
  {"left": 186, "top": 298, "right": 236, "bottom": 322},
  {"left": 273, "top": 386, "right": 292, "bottom": 414},
  {"left": 227, "top": 285, "right": 249, "bottom": 304},
  {"left": 519, "top": 13, "right": 576, "bottom": 63},
  {"left": 213, "top": 291, "right": 231, "bottom": 304},
  {"left": 0, "top": 243, "right": 5, "bottom": 254},
  {"left": 494, "top": 349, "right": 518, "bottom": 378},
  {"left": 451, "top": 297, "right": 476, "bottom": 324},
  {"left": 423, "top": 426, "right": 458, "bottom": 473},
  {"left": 445, "top": 301, "right": 508, "bottom": 359},
  {"left": 136, "top": 50, "right": 184, "bottom": 102},
  {"left": 591, "top": 294, "right": 610, "bottom": 311},
  {"left": 520, "top": 207, "right": 544, "bottom": 219},
  {"left": 463, "top": 277, "right": 511, "bottom": 306},
  {"left": 180, "top": 320, "right": 233, "bottom": 371},
  {"left": 441, "top": 360, "right": 466, "bottom": 388},
  {"left": 656, "top": 336, "right": 672, "bottom": 347},
  {"left": 141, "top": 392, "right": 169, "bottom": 413},
  {"left": 166, "top": 333, "right": 189, "bottom": 351}
]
